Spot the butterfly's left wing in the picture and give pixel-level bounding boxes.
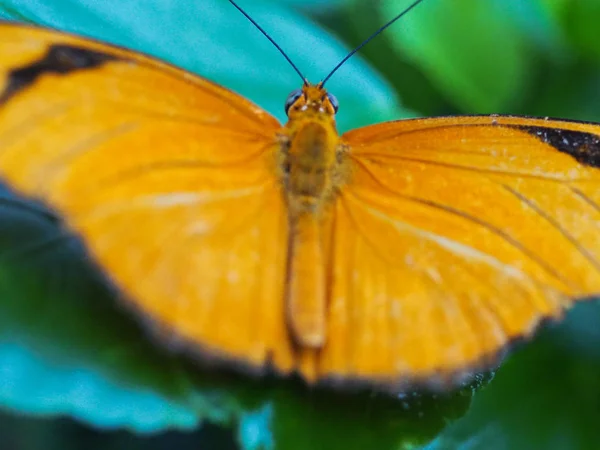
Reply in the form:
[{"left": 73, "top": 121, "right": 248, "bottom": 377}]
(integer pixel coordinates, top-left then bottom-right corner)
[
  {"left": 0, "top": 23, "right": 297, "bottom": 375},
  {"left": 318, "top": 115, "right": 600, "bottom": 389}
]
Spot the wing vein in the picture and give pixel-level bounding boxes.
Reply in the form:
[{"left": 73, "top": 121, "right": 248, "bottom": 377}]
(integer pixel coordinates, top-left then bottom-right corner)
[
  {"left": 350, "top": 158, "right": 570, "bottom": 287},
  {"left": 97, "top": 102, "right": 274, "bottom": 139},
  {"left": 341, "top": 193, "right": 485, "bottom": 373},
  {"left": 97, "top": 157, "right": 267, "bottom": 189},
  {"left": 503, "top": 185, "right": 600, "bottom": 276},
  {"left": 570, "top": 187, "right": 600, "bottom": 214},
  {"left": 74, "top": 183, "right": 273, "bottom": 223},
  {"left": 352, "top": 153, "right": 575, "bottom": 183},
  {"left": 123, "top": 59, "right": 272, "bottom": 127}
]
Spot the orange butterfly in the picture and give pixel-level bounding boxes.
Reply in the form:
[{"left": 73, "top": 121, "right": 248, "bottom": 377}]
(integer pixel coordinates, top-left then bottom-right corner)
[{"left": 1, "top": 2, "right": 600, "bottom": 392}]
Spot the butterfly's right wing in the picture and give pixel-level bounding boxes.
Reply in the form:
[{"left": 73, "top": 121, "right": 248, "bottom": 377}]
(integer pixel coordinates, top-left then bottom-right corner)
[
  {"left": 0, "top": 23, "right": 296, "bottom": 374},
  {"left": 316, "top": 115, "right": 600, "bottom": 389}
]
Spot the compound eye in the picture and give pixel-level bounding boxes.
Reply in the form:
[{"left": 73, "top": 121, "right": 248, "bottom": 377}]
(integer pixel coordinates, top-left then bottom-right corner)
[
  {"left": 326, "top": 92, "right": 339, "bottom": 113},
  {"left": 284, "top": 89, "right": 303, "bottom": 114}
]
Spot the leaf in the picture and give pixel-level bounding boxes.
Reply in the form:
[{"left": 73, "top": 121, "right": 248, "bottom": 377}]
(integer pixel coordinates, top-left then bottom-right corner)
[
  {"left": 379, "top": 0, "right": 536, "bottom": 113},
  {"left": 499, "top": 0, "right": 570, "bottom": 60},
  {"left": 561, "top": 0, "right": 600, "bottom": 62},
  {"left": 274, "top": 0, "right": 345, "bottom": 11},
  {"left": 527, "top": 66, "right": 600, "bottom": 123},
  {"left": 421, "top": 301, "right": 600, "bottom": 450}
]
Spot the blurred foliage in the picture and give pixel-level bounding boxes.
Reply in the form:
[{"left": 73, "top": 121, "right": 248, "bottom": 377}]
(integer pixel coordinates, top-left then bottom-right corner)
[{"left": 0, "top": 0, "right": 599, "bottom": 449}]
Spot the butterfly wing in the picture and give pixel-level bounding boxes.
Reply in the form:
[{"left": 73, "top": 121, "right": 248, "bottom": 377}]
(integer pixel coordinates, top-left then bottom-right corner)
[
  {"left": 0, "top": 23, "right": 296, "bottom": 373},
  {"left": 318, "top": 115, "right": 600, "bottom": 388}
]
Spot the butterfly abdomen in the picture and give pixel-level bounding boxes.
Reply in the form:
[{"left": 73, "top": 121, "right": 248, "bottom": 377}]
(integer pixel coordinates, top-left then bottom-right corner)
[{"left": 281, "top": 114, "right": 340, "bottom": 349}]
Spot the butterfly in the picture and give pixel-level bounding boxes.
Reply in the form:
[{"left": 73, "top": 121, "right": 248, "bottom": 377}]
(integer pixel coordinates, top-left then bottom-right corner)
[{"left": 1, "top": 6, "right": 600, "bottom": 393}]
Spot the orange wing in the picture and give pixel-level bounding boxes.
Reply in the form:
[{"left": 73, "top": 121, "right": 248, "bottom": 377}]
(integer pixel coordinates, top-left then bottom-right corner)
[
  {"left": 318, "top": 115, "right": 600, "bottom": 389},
  {"left": 0, "top": 23, "right": 297, "bottom": 373}
]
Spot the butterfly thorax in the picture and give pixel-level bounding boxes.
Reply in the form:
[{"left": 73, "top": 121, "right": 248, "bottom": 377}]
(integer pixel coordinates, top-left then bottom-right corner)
[
  {"left": 280, "top": 84, "right": 341, "bottom": 216},
  {"left": 278, "top": 83, "right": 343, "bottom": 350}
]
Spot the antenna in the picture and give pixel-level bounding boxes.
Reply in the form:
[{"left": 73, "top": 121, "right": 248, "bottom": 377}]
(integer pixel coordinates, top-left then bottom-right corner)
[
  {"left": 228, "top": 0, "right": 425, "bottom": 87},
  {"left": 228, "top": 0, "right": 307, "bottom": 84},
  {"left": 321, "top": 0, "right": 426, "bottom": 86}
]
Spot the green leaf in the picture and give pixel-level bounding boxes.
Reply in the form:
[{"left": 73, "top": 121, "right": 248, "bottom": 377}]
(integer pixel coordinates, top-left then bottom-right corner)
[
  {"left": 422, "top": 301, "right": 600, "bottom": 450},
  {"left": 561, "top": 0, "right": 600, "bottom": 62},
  {"left": 500, "top": 0, "right": 570, "bottom": 60},
  {"left": 527, "top": 66, "right": 600, "bottom": 123},
  {"left": 379, "top": 0, "right": 536, "bottom": 113}
]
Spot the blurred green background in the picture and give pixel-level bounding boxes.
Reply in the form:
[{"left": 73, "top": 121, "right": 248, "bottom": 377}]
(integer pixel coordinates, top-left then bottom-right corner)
[{"left": 0, "top": 0, "right": 599, "bottom": 449}]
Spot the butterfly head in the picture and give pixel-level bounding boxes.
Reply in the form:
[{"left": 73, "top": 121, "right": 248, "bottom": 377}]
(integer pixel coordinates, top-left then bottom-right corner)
[{"left": 284, "top": 83, "right": 338, "bottom": 122}]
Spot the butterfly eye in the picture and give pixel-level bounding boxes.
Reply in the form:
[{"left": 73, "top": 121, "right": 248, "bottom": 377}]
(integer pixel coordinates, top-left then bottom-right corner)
[
  {"left": 284, "top": 89, "right": 303, "bottom": 114},
  {"left": 327, "top": 93, "right": 339, "bottom": 113}
]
